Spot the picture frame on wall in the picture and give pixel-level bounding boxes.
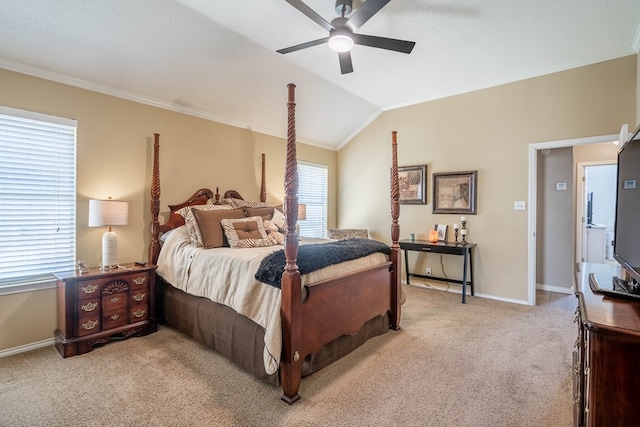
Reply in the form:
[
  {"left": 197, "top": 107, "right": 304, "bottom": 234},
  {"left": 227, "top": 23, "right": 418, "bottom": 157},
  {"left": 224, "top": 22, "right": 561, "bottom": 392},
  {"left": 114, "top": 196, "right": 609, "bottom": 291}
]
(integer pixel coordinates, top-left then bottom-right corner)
[
  {"left": 433, "top": 170, "right": 478, "bottom": 214},
  {"left": 398, "top": 165, "right": 427, "bottom": 204}
]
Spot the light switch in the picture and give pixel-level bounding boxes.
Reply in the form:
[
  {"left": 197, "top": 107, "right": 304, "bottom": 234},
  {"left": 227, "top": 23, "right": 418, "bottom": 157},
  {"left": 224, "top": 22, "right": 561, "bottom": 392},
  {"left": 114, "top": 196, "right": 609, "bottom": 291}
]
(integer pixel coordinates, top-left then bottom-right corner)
[{"left": 514, "top": 201, "right": 526, "bottom": 210}]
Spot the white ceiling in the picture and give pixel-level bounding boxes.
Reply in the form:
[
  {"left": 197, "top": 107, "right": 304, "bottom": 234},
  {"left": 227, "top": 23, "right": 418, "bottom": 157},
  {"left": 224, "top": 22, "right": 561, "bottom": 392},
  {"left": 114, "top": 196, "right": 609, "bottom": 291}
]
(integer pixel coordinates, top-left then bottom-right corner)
[{"left": 1, "top": 1, "right": 640, "bottom": 150}]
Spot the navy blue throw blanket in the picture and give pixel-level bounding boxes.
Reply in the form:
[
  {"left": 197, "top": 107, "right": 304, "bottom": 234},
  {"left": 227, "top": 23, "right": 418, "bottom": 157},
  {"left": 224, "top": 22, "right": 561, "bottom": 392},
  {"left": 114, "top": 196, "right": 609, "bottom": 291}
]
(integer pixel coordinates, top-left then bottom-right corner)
[{"left": 255, "top": 238, "right": 390, "bottom": 288}]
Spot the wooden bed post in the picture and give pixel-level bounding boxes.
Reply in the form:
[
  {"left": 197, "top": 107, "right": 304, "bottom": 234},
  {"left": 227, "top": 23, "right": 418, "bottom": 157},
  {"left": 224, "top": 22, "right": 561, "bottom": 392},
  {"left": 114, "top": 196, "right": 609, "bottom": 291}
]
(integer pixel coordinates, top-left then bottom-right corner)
[
  {"left": 149, "top": 133, "right": 161, "bottom": 265},
  {"left": 260, "top": 153, "right": 267, "bottom": 203},
  {"left": 280, "top": 83, "right": 303, "bottom": 405},
  {"left": 389, "top": 131, "right": 401, "bottom": 330}
]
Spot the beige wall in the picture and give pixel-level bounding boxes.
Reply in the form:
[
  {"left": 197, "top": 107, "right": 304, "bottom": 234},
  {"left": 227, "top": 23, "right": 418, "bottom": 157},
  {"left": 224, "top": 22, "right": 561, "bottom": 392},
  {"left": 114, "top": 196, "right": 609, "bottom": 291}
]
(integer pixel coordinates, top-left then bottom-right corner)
[
  {"left": 0, "top": 68, "right": 336, "bottom": 351},
  {"left": 536, "top": 148, "right": 574, "bottom": 289},
  {"left": 338, "top": 55, "right": 637, "bottom": 302}
]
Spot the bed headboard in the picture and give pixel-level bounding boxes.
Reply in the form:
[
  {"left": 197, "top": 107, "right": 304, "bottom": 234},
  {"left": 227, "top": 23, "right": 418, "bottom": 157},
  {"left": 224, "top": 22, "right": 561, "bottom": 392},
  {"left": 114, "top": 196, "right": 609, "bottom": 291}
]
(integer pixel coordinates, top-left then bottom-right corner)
[{"left": 148, "top": 134, "right": 268, "bottom": 265}]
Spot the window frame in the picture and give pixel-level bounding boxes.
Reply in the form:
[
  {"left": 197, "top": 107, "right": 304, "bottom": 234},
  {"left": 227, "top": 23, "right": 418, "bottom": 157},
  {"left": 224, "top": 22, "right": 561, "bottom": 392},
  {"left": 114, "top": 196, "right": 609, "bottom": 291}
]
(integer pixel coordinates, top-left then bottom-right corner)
[{"left": 0, "top": 106, "right": 77, "bottom": 295}]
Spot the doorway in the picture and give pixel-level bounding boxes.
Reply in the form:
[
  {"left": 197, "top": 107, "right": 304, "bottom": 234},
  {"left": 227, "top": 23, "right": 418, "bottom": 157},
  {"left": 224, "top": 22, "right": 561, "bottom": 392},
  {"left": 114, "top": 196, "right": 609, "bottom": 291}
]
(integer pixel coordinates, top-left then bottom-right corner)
[
  {"left": 527, "top": 132, "right": 620, "bottom": 306},
  {"left": 577, "top": 162, "right": 617, "bottom": 265}
]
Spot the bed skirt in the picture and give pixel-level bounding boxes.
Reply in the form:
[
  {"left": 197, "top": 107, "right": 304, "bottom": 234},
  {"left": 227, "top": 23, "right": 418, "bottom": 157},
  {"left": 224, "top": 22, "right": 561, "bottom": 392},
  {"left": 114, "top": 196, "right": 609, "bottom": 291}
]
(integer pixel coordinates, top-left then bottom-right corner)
[{"left": 155, "top": 277, "right": 390, "bottom": 385}]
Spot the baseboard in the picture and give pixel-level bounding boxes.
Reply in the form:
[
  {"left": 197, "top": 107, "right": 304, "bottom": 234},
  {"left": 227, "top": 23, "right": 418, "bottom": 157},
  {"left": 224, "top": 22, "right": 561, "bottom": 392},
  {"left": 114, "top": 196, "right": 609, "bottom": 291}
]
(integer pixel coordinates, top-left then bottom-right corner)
[
  {"left": 536, "top": 284, "right": 574, "bottom": 295},
  {"left": 0, "top": 337, "right": 55, "bottom": 358},
  {"left": 404, "top": 281, "right": 530, "bottom": 305}
]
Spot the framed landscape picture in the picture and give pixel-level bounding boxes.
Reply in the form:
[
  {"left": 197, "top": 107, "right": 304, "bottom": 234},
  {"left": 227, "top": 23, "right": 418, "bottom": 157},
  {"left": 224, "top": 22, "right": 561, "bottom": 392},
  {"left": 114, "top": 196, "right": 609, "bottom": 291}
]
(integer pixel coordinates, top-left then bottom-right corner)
[
  {"left": 433, "top": 170, "right": 477, "bottom": 214},
  {"left": 398, "top": 165, "right": 427, "bottom": 204}
]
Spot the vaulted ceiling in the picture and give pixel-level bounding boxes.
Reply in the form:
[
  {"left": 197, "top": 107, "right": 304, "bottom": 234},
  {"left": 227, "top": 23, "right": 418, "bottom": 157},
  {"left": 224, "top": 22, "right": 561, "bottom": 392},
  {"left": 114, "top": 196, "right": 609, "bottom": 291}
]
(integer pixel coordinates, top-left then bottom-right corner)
[{"left": 1, "top": 1, "right": 640, "bottom": 149}]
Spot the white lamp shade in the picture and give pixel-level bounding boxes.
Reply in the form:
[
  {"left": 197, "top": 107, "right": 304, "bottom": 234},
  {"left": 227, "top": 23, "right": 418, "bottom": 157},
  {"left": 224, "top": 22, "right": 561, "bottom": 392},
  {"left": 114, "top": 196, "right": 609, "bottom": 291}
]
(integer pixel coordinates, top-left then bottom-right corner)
[{"left": 88, "top": 199, "right": 129, "bottom": 227}]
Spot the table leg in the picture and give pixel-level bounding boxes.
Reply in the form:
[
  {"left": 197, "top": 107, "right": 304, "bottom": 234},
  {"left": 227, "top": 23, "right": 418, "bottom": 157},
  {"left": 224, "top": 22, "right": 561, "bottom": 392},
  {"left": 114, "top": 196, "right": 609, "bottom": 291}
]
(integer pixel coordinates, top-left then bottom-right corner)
[
  {"left": 403, "top": 249, "right": 410, "bottom": 285},
  {"left": 462, "top": 249, "right": 468, "bottom": 303},
  {"left": 469, "top": 247, "right": 474, "bottom": 296}
]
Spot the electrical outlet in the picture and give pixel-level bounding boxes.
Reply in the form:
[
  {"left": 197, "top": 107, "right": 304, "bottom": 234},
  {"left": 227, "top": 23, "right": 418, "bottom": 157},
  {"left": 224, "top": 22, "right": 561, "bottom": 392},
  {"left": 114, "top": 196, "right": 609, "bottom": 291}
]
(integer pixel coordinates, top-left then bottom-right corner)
[{"left": 425, "top": 267, "right": 431, "bottom": 276}]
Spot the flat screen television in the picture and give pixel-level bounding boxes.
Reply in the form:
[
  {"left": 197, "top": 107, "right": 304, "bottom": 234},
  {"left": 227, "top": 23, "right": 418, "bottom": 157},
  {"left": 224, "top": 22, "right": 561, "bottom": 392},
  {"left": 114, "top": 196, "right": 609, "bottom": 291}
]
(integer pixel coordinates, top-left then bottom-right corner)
[{"left": 611, "top": 124, "right": 640, "bottom": 295}]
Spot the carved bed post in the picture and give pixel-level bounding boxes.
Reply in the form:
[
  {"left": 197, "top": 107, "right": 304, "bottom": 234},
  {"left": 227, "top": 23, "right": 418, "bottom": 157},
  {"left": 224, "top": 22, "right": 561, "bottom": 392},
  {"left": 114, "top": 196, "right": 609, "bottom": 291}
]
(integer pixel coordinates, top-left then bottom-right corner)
[
  {"left": 149, "top": 133, "right": 161, "bottom": 265},
  {"left": 389, "top": 131, "right": 401, "bottom": 330},
  {"left": 280, "top": 83, "right": 303, "bottom": 405},
  {"left": 260, "top": 153, "right": 267, "bottom": 203}
]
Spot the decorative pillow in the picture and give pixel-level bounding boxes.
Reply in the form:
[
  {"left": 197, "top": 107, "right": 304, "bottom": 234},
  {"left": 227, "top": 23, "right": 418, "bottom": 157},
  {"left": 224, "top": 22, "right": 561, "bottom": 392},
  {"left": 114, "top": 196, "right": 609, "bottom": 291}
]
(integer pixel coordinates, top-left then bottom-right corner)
[
  {"left": 244, "top": 206, "right": 274, "bottom": 221},
  {"left": 224, "top": 198, "right": 270, "bottom": 209},
  {"left": 270, "top": 208, "right": 286, "bottom": 231},
  {"left": 176, "top": 204, "right": 233, "bottom": 245},
  {"left": 220, "top": 216, "right": 273, "bottom": 248},
  {"left": 191, "top": 208, "right": 246, "bottom": 248},
  {"left": 264, "top": 220, "right": 285, "bottom": 245}
]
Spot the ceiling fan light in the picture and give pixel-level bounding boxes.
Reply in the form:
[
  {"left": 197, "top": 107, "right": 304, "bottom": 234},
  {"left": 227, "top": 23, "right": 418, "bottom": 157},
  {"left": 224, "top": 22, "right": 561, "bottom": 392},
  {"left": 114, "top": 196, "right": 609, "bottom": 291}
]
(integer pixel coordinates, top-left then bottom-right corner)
[{"left": 328, "top": 34, "right": 354, "bottom": 52}]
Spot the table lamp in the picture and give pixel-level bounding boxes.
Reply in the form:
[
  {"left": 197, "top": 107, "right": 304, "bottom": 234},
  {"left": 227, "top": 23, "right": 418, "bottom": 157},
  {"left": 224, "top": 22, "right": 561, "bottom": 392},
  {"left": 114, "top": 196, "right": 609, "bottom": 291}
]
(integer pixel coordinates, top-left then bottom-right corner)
[
  {"left": 88, "top": 198, "right": 128, "bottom": 270},
  {"left": 296, "top": 204, "right": 306, "bottom": 236}
]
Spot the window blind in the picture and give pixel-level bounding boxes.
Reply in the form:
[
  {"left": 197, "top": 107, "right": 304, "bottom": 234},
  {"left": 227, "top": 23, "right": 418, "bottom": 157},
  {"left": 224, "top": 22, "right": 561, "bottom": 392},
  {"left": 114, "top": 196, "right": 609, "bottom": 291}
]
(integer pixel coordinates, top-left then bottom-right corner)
[
  {"left": 298, "top": 162, "right": 328, "bottom": 238},
  {"left": 0, "top": 107, "right": 77, "bottom": 285}
]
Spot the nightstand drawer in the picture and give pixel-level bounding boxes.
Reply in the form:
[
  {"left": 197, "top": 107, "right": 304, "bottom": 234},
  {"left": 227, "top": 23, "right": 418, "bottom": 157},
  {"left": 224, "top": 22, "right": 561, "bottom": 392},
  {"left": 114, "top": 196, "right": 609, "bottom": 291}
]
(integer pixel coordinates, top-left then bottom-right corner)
[
  {"left": 102, "top": 309, "right": 128, "bottom": 329},
  {"left": 78, "top": 298, "right": 99, "bottom": 314},
  {"left": 102, "top": 291, "right": 127, "bottom": 312},
  {"left": 76, "top": 316, "right": 100, "bottom": 337},
  {"left": 130, "top": 304, "right": 148, "bottom": 322}
]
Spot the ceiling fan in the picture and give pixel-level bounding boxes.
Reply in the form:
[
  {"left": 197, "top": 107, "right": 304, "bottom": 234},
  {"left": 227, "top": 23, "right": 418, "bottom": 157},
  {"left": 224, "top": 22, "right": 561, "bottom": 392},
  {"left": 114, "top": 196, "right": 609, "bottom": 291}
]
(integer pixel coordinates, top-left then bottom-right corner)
[{"left": 277, "top": 0, "right": 415, "bottom": 74}]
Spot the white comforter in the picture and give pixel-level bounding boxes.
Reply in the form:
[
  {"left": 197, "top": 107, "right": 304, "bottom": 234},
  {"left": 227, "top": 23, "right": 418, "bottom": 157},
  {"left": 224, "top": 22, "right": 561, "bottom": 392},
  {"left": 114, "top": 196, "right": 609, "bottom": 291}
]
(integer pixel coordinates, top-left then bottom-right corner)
[{"left": 156, "top": 226, "right": 388, "bottom": 375}]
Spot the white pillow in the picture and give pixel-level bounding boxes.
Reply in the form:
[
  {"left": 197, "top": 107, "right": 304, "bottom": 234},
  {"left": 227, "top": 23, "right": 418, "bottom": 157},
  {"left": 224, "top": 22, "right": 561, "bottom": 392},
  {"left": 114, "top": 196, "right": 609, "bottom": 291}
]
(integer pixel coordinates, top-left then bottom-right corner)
[{"left": 271, "top": 208, "right": 286, "bottom": 231}]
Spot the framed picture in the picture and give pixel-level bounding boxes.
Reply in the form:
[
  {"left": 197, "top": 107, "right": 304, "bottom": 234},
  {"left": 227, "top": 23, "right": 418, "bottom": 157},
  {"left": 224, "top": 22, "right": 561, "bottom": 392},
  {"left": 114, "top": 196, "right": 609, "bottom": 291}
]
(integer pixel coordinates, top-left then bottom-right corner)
[
  {"left": 398, "top": 165, "right": 427, "bottom": 204},
  {"left": 433, "top": 170, "right": 477, "bottom": 214},
  {"left": 434, "top": 224, "right": 448, "bottom": 241}
]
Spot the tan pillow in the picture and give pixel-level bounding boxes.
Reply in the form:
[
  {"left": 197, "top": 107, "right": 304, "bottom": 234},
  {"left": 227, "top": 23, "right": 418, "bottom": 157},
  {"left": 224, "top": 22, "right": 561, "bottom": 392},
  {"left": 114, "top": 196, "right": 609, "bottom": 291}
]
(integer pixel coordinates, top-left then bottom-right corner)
[
  {"left": 191, "top": 208, "right": 246, "bottom": 248},
  {"left": 220, "top": 216, "right": 273, "bottom": 248},
  {"left": 177, "top": 204, "right": 234, "bottom": 246},
  {"left": 244, "top": 207, "right": 275, "bottom": 221}
]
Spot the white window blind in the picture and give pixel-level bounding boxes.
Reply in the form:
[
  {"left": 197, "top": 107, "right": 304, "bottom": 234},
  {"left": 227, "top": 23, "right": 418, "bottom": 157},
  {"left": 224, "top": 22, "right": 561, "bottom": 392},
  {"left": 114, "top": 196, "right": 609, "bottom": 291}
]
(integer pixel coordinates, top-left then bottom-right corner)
[
  {"left": 0, "top": 107, "right": 77, "bottom": 286},
  {"left": 298, "top": 162, "right": 328, "bottom": 238}
]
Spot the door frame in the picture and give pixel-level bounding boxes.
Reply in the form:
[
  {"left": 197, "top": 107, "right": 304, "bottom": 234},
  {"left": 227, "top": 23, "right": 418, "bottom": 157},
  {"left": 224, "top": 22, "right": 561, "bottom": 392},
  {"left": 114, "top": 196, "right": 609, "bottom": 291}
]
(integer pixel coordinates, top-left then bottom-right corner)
[{"left": 528, "top": 133, "right": 618, "bottom": 305}]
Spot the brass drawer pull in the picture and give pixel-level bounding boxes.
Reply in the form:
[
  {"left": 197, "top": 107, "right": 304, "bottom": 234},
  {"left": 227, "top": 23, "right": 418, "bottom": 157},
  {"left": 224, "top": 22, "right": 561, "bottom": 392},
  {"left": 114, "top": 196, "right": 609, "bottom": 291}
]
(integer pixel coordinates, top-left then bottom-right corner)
[
  {"left": 81, "top": 284, "right": 98, "bottom": 294},
  {"left": 110, "top": 296, "right": 119, "bottom": 303},
  {"left": 81, "top": 302, "right": 98, "bottom": 312},
  {"left": 133, "top": 276, "right": 146, "bottom": 285},
  {"left": 132, "top": 292, "right": 146, "bottom": 302},
  {"left": 133, "top": 309, "right": 146, "bottom": 318},
  {"left": 81, "top": 320, "right": 98, "bottom": 330},
  {"left": 110, "top": 314, "right": 120, "bottom": 321}
]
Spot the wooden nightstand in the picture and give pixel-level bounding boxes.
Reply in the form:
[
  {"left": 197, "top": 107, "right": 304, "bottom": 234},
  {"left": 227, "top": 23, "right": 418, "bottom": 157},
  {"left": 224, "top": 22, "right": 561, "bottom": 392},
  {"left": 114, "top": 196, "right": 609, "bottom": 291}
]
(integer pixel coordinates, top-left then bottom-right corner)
[{"left": 54, "top": 263, "right": 157, "bottom": 357}]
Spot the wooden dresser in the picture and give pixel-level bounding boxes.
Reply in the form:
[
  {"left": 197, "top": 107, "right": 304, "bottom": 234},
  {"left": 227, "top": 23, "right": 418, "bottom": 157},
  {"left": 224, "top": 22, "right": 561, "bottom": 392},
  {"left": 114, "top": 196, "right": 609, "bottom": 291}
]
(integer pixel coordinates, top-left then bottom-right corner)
[
  {"left": 574, "top": 262, "right": 640, "bottom": 426},
  {"left": 55, "top": 263, "right": 157, "bottom": 357}
]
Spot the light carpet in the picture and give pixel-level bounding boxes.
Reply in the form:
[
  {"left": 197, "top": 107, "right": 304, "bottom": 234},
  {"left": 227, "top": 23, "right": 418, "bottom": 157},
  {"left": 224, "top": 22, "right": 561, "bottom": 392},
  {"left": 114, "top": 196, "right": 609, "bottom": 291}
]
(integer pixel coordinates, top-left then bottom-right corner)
[{"left": 0, "top": 285, "right": 576, "bottom": 426}]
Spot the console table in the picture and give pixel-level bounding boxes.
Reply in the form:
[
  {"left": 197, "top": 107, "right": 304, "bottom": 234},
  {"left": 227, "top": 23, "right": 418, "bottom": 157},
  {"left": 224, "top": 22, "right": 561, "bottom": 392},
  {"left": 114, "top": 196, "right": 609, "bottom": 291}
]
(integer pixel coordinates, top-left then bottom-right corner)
[{"left": 399, "top": 239, "right": 476, "bottom": 303}]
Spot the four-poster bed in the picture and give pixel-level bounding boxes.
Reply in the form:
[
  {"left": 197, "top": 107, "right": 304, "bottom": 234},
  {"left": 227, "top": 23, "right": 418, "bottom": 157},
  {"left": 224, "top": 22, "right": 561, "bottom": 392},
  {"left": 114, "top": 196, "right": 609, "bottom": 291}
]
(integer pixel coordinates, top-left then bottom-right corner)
[{"left": 149, "top": 83, "right": 402, "bottom": 404}]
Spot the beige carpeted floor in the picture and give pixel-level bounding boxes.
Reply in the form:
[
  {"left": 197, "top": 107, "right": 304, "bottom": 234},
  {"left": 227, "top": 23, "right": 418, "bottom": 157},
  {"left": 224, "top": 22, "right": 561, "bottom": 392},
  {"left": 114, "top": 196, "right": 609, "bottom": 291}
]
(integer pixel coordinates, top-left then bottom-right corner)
[{"left": 0, "top": 285, "right": 576, "bottom": 427}]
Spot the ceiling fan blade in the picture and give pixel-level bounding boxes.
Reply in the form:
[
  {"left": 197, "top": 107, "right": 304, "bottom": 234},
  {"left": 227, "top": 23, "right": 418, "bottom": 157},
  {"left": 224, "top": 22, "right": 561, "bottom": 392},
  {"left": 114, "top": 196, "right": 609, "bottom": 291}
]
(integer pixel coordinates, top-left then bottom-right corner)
[
  {"left": 346, "top": 0, "right": 391, "bottom": 32},
  {"left": 338, "top": 51, "right": 353, "bottom": 74},
  {"left": 353, "top": 34, "right": 415, "bottom": 54},
  {"left": 284, "top": 0, "right": 335, "bottom": 32},
  {"left": 277, "top": 37, "right": 329, "bottom": 54}
]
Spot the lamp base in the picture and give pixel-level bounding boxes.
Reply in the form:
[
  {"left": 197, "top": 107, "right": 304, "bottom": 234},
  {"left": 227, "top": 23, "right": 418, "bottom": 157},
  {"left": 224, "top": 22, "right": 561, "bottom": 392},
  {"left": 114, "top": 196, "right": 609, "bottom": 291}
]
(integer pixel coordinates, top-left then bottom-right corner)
[{"left": 101, "top": 230, "right": 119, "bottom": 270}]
